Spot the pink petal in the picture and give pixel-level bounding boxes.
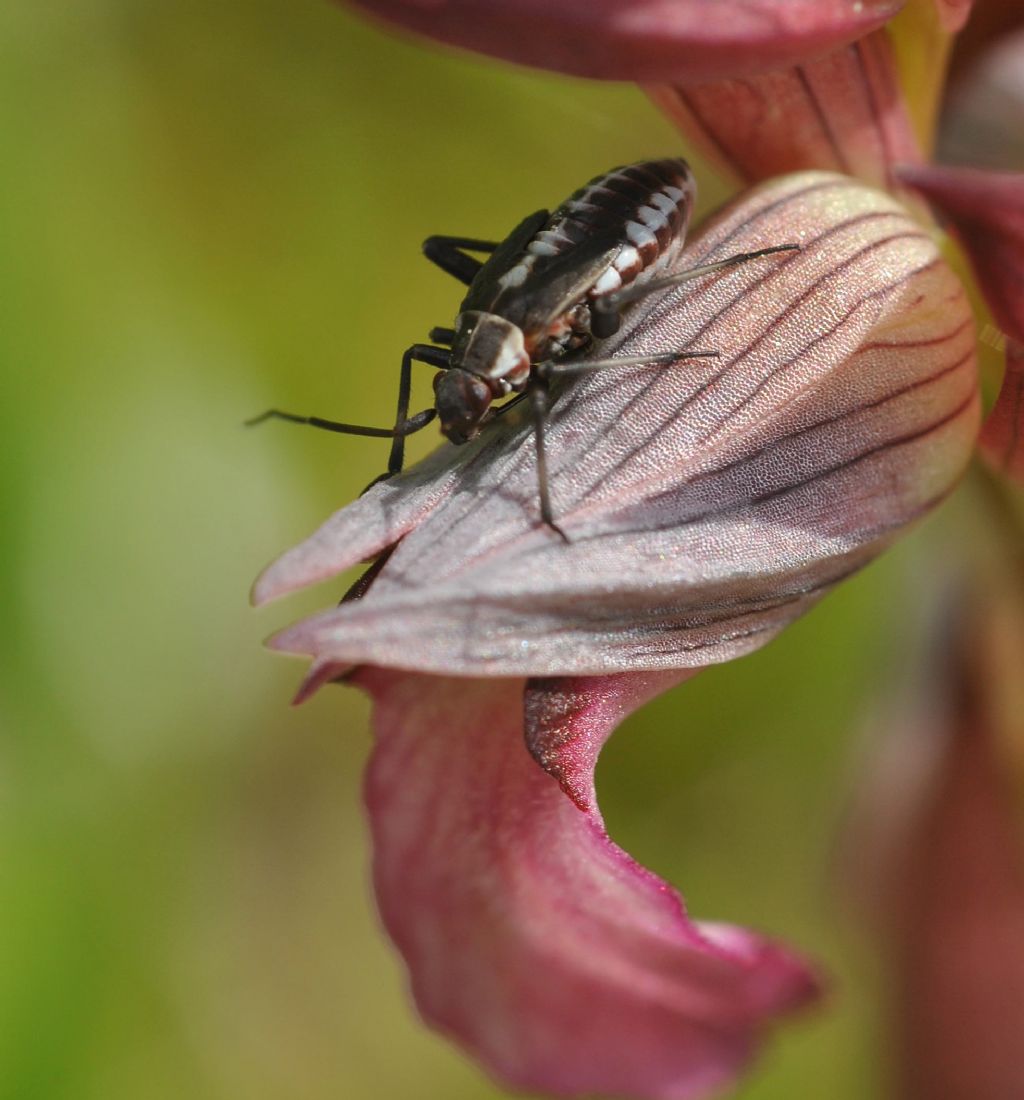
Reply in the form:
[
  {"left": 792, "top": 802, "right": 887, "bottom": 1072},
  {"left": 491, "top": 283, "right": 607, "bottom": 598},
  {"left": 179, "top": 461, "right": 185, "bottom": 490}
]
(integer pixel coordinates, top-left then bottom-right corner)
[
  {"left": 650, "top": 31, "right": 923, "bottom": 188},
  {"left": 895, "top": 164, "right": 1024, "bottom": 342},
  {"left": 895, "top": 165, "right": 1024, "bottom": 485},
  {"left": 934, "top": 0, "right": 973, "bottom": 32},
  {"left": 978, "top": 341, "right": 1024, "bottom": 482},
  {"left": 358, "top": 667, "right": 819, "bottom": 1100},
  {"left": 345, "top": 0, "right": 903, "bottom": 82},
  {"left": 259, "top": 174, "right": 978, "bottom": 678}
]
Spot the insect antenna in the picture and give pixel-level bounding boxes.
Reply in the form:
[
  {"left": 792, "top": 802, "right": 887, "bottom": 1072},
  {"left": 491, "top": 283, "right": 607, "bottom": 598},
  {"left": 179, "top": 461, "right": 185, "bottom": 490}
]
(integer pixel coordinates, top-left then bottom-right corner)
[
  {"left": 538, "top": 348, "right": 719, "bottom": 377},
  {"left": 244, "top": 408, "right": 437, "bottom": 438},
  {"left": 594, "top": 244, "right": 800, "bottom": 328}
]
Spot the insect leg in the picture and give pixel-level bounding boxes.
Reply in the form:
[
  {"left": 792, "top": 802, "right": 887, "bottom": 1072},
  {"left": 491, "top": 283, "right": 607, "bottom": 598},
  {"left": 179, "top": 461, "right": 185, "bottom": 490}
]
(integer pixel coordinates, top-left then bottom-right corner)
[
  {"left": 384, "top": 343, "right": 451, "bottom": 476},
  {"left": 422, "top": 236, "right": 499, "bottom": 286},
  {"left": 538, "top": 349, "right": 720, "bottom": 377},
  {"left": 246, "top": 343, "right": 449, "bottom": 479},
  {"left": 591, "top": 243, "right": 800, "bottom": 337},
  {"left": 428, "top": 326, "right": 456, "bottom": 345},
  {"left": 528, "top": 379, "right": 569, "bottom": 543},
  {"left": 245, "top": 407, "right": 436, "bottom": 437}
]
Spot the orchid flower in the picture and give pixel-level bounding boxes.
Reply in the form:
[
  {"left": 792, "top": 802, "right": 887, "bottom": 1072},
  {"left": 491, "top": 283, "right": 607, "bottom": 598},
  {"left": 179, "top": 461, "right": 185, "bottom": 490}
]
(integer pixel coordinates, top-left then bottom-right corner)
[{"left": 254, "top": 3, "right": 1024, "bottom": 1097}]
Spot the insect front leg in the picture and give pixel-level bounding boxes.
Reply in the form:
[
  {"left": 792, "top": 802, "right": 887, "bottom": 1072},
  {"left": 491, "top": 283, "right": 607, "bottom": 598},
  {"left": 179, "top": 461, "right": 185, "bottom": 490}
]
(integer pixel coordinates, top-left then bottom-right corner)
[
  {"left": 246, "top": 343, "right": 449, "bottom": 483},
  {"left": 383, "top": 343, "right": 451, "bottom": 478},
  {"left": 422, "top": 235, "right": 499, "bottom": 286}
]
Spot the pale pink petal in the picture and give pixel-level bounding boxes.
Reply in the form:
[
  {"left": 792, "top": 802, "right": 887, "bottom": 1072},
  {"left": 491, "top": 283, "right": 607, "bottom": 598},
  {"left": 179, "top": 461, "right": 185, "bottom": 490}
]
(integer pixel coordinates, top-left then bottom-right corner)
[
  {"left": 359, "top": 667, "right": 819, "bottom": 1100},
  {"left": 896, "top": 165, "right": 1024, "bottom": 342},
  {"left": 262, "top": 174, "right": 978, "bottom": 678},
  {"left": 345, "top": 0, "right": 903, "bottom": 82},
  {"left": 650, "top": 31, "right": 923, "bottom": 188}
]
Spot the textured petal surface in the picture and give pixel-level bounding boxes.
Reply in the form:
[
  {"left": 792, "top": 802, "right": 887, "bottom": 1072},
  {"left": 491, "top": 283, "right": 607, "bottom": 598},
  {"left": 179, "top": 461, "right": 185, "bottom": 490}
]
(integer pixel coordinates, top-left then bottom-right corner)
[
  {"left": 359, "top": 668, "right": 819, "bottom": 1100},
  {"left": 259, "top": 174, "right": 978, "bottom": 678},
  {"left": 650, "top": 32, "right": 922, "bottom": 189},
  {"left": 346, "top": 0, "right": 903, "bottom": 82}
]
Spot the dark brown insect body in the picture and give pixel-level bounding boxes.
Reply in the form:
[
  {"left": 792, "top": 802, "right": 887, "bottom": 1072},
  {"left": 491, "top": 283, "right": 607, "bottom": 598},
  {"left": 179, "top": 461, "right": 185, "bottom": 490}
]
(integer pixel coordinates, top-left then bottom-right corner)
[
  {"left": 435, "top": 159, "right": 695, "bottom": 442},
  {"left": 249, "top": 159, "right": 797, "bottom": 535}
]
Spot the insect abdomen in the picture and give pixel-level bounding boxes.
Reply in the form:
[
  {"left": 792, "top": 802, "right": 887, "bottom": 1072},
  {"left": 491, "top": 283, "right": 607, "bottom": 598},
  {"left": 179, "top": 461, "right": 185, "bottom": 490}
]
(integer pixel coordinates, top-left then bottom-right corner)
[{"left": 507, "top": 159, "right": 695, "bottom": 298}]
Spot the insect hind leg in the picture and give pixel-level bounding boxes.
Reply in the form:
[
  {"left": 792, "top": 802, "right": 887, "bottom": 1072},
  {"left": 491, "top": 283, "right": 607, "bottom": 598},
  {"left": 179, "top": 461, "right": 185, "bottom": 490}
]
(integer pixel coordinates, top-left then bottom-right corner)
[{"left": 422, "top": 235, "right": 499, "bottom": 286}]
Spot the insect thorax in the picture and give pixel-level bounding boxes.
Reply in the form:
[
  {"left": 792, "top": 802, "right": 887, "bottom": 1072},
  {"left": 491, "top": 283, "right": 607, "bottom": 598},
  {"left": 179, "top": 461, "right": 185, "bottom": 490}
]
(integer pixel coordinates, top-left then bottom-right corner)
[{"left": 450, "top": 311, "right": 531, "bottom": 393}]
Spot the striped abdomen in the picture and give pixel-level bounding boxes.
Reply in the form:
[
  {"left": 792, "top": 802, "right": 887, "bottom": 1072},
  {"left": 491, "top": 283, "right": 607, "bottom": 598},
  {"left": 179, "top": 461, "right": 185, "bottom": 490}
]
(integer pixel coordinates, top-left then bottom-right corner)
[{"left": 499, "top": 159, "right": 695, "bottom": 300}]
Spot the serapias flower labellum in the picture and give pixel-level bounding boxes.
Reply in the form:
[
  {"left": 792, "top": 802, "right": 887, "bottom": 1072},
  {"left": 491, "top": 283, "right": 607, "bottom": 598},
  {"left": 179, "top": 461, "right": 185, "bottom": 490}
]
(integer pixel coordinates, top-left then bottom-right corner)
[
  {"left": 248, "top": 159, "right": 796, "bottom": 535},
  {"left": 256, "top": 173, "right": 978, "bottom": 685},
  {"left": 255, "top": 173, "right": 978, "bottom": 1100}
]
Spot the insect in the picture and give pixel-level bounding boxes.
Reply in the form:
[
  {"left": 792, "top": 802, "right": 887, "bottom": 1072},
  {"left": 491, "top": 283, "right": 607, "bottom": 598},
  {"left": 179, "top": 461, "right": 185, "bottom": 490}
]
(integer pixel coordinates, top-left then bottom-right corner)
[{"left": 248, "top": 159, "right": 797, "bottom": 538}]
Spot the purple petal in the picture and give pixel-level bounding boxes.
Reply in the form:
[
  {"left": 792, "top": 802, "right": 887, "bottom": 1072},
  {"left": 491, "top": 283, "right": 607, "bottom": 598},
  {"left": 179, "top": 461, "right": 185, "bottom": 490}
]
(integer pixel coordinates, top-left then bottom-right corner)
[
  {"left": 358, "top": 667, "right": 819, "bottom": 1100},
  {"left": 345, "top": 0, "right": 903, "bottom": 82},
  {"left": 896, "top": 164, "right": 1024, "bottom": 343},
  {"left": 650, "top": 31, "right": 922, "bottom": 188},
  {"left": 258, "top": 174, "right": 978, "bottom": 678}
]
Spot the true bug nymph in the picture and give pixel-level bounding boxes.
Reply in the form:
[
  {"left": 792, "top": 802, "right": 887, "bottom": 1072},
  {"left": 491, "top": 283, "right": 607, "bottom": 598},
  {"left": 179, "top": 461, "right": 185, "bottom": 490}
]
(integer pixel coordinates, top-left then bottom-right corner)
[{"left": 249, "top": 160, "right": 798, "bottom": 538}]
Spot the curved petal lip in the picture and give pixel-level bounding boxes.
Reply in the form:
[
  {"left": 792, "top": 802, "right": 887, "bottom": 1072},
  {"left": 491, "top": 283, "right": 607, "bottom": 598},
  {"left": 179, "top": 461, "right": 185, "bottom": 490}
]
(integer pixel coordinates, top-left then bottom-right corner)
[
  {"left": 346, "top": 0, "right": 904, "bottom": 82},
  {"left": 361, "top": 669, "right": 821, "bottom": 1100}
]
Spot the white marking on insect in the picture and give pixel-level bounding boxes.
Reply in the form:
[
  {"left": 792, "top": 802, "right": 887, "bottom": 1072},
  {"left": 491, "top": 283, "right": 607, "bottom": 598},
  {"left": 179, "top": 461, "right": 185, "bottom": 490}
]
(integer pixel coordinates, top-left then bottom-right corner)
[
  {"left": 592, "top": 266, "right": 623, "bottom": 295},
  {"left": 650, "top": 192, "right": 678, "bottom": 215},
  {"left": 499, "top": 264, "right": 530, "bottom": 288},
  {"left": 626, "top": 221, "right": 657, "bottom": 248},
  {"left": 481, "top": 326, "right": 529, "bottom": 383},
  {"left": 637, "top": 205, "right": 668, "bottom": 231},
  {"left": 612, "top": 244, "right": 641, "bottom": 273}
]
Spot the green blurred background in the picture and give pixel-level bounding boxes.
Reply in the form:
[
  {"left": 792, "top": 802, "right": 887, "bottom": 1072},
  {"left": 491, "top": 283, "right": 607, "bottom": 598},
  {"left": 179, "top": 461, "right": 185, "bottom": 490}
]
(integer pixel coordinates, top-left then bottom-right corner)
[{"left": 1, "top": 2, "right": 950, "bottom": 1097}]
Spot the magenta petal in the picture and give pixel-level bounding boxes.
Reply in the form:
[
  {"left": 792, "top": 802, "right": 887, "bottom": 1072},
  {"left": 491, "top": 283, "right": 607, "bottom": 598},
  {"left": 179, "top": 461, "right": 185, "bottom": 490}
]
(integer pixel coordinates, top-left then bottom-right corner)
[
  {"left": 359, "top": 668, "right": 819, "bottom": 1100},
  {"left": 650, "top": 32, "right": 922, "bottom": 188},
  {"left": 263, "top": 174, "right": 978, "bottom": 678},
  {"left": 895, "top": 164, "right": 1024, "bottom": 343},
  {"left": 346, "top": 0, "right": 903, "bottom": 82}
]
